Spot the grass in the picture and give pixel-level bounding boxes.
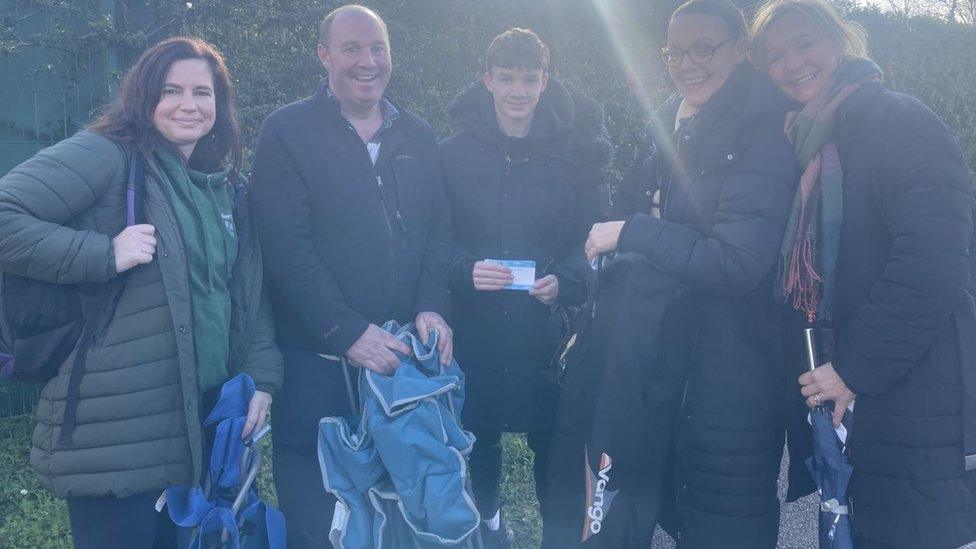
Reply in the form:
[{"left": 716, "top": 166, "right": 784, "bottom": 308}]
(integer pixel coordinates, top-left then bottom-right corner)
[
  {"left": 0, "top": 416, "right": 543, "bottom": 548},
  {"left": 0, "top": 415, "right": 71, "bottom": 549}
]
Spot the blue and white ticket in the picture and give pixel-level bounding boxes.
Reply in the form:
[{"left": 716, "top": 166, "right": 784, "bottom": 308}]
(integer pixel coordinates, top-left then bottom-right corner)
[{"left": 485, "top": 259, "right": 536, "bottom": 291}]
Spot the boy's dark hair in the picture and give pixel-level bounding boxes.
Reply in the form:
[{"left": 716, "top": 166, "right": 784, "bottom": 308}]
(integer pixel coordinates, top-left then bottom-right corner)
[{"left": 485, "top": 28, "right": 550, "bottom": 74}]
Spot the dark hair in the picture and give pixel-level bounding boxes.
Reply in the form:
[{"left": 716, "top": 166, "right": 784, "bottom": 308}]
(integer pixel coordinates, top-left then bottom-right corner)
[
  {"left": 88, "top": 36, "right": 241, "bottom": 173},
  {"left": 319, "top": 4, "right": 389, "bottom": 48},
  {"left": 671, "top": 0, "right": 749, "bottom": 40},
  {"left": 485, "top": 28, "right": 550, "bottom": 74}
]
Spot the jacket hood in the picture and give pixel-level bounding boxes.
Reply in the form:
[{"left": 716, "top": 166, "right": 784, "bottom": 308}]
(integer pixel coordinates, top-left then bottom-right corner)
[
  {"left": 446, "top": 77, "right": 612, "bottom": 167},
  {"left": 646, "top": 63, "right": 791, "bottom": 146}
]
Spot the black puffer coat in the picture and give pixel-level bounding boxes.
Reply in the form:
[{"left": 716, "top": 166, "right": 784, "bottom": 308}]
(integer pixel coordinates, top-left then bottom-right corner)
[
  {"left": 612, "top": 64, "right": 797, "bottom": 548},
  {"left": 827, "top": 83, "right": 976, "bottom": 549},
  {"left": 439, "top": 78, "right": 611, "bottom": 432}
]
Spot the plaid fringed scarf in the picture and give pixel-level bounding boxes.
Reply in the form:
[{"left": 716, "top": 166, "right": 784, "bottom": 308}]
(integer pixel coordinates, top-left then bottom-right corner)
[{"left": 777, "top": 59, "right": 883, "bottom": 323}]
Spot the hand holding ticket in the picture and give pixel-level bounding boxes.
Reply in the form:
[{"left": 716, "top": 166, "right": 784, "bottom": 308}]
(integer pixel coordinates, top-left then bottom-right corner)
[
  {"left": 472, "top": 260, "right": 514, "bottom": 291},
  {"left": 484, "top": 259, "right": 536, "bottom": 291}
]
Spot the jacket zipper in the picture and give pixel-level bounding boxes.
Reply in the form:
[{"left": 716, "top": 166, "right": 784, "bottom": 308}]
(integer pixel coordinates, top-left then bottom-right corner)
[
  {"left": 375, "top": 175, "right": 395, "bottom": 237},
  {"left": 343, "top": 121, "right": 401, "bottom": 300},
  {"left": 673, "top": 305, "right": 704, "bottom": 539}
]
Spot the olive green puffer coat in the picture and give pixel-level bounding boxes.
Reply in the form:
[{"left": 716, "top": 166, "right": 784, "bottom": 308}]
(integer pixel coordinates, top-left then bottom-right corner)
[{"left": 0, "top": 130, "right": 283, "bottom": 498}]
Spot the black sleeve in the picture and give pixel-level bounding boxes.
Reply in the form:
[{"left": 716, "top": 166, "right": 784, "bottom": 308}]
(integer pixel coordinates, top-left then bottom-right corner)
[
  {"left": 617, "top": 122, "right": 797, "bottom": 296},
  {"left": 450, "top": 245, "right": 479, "bottom": 294},
  {"left": 439, "top": 141, "right": 480, "bottom": 295},
  {"left": 610, "top": 126, "right": 658, "bottom": 220},
  {"left": 249, "top": 116, "right": 369, "bottom": 355},
  {"left": 551, "top": 168, "right": 606, "bottom": 306},
  {"left": 413, "top": 132, "right": 453, "bottom": 318},
  {"left": 832, "top": 103, "right": 974, "bottom": 396}
]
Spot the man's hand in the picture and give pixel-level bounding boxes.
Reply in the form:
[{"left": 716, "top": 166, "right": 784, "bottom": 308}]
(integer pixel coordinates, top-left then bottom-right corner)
[
  {"left": 473, "top": 261, "right": 514, "bottom": 290},
  {"left": 530, "top": 274, "right": 559, "bottom": 305},
  {"left": 242, "top": 390, "right": 272, "bottom": 439},
  {"left": 113, "top": 224, "right": 156, "bottom": 273},
  {"left": 585, "top": 221, "right": 626, "bottom": 263},
  {"left": 799, "top": 362, "right": 856, "bottom": 427},
  {"left": 346, "top": 324, "right": 411, "bottom": 376},
  {"left": 416, "top": 311, "right": 454, "bottom": 366}
]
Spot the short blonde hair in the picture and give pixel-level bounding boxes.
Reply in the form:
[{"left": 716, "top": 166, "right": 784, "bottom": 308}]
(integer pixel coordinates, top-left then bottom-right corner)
[{"left": 750, "top": 0, "right": 868, "bottom": 70}]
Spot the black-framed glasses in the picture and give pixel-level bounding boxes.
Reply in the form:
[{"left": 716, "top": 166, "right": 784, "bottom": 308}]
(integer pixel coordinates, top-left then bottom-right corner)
[{"left": 661, "top": 37, "right": 736, "bottom": 67}]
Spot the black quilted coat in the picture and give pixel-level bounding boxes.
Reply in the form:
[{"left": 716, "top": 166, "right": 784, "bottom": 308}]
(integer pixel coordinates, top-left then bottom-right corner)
[
  {"left": 439, "top": 78, "right": 610, "bottom": 432},
  {"left": 610, "top": 64, "right": 797, "bottom": 548},
  {"left": 827, "top": 82, "right": 976, "bottom": 549}
]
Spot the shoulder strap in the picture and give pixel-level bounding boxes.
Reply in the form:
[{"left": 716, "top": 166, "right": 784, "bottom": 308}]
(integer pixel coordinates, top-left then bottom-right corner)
[
  {"left": 126, "top": 145, "right": 145, "bottom": 227},
  {"left": 59, "top": 146, "right": 144, "bottom": 445}
]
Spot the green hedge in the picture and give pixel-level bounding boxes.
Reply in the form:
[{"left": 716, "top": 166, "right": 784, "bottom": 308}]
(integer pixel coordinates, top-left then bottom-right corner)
[
  {"left": 851, "top": 9, "right": 976, "bottom": 174},
  {"left": 174, "top": 1, "right": 976, "bottom": 180},
  {"left": 4, "top": 1, "right": 974, "bottom": 178}
]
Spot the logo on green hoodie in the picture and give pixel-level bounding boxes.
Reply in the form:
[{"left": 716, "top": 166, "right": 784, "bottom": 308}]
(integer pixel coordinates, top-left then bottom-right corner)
[{"left": 221, "top": 213, "right": 236, "bottom": 237}]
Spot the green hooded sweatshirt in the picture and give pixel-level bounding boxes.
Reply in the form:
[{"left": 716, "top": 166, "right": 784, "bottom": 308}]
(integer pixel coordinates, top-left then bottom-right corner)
[{"left": 156, "top": 149, "right": 238, "bottom": 392}]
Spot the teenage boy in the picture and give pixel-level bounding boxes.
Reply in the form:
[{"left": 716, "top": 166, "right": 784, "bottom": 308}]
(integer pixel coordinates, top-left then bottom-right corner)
[{"left": 439, "top": 27, "right": 611, "bottom": 546}]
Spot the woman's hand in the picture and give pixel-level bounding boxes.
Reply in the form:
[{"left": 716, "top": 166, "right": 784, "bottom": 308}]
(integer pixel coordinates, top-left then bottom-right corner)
[
  {"left": 585, "top": 221, "right": 626, "bottom": 263},
  {"left": 242, "top": 390, "right": 272, "bottom": 439},
  {"left": 530, "top": 274, "right": 559, "bottom": 305},
  {"left": 113, "top": 224, "right": 157, "bottom": 273},
  {"left": 799, "top": 362, "right": 855, "bottom": 427},
  {"left": 473, "top": 261, "right": 514, "bottom": 290}
]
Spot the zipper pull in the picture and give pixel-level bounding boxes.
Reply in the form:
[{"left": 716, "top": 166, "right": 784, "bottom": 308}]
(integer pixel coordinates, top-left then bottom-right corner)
[{"left": 395, "top": 210, "right": 407, "bottom": 233}]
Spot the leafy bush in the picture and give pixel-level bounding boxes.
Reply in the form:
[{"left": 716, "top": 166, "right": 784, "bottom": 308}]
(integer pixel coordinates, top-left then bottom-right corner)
[
  {"left": 4, "top": 2, "right": 974, "bottom": 177},
  {"left": 851, "top": 9, "right": 976, "bottom": 173}
]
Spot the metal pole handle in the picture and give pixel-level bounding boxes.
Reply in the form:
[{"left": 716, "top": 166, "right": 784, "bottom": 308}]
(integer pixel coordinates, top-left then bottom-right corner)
[
  {"left": 341, "top": 357, "right": 360, "bottom": 414},
  {"left": 804, "top": 327, "right": 820, "bottom": 372}
]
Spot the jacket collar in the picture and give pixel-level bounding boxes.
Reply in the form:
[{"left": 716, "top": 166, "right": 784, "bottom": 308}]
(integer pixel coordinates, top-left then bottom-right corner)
[
  {"left": 312, "top": 79, "right": 412, "bottom": 165},
  {"left": 320, "top": 81, "right": 400, "bottom": 134},
  {"left": 446, "top": 76, "right": 576, "bottom": 157},
  {"left": 647, "top": 63, "right": 789, "bottom": 146}
]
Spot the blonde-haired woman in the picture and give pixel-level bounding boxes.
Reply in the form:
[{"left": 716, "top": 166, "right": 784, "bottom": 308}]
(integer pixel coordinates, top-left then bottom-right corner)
[{"left": 753, "top": 1, "right": 976, "bottom": 547}]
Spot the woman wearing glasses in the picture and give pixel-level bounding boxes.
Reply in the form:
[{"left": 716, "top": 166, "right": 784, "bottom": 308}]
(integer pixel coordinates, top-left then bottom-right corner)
[
  {"left": 584, "top": 0, "right": 798, "bottom": 546},
  {"left": 752, "top": 1, "right": 976, "bottom": 547}
]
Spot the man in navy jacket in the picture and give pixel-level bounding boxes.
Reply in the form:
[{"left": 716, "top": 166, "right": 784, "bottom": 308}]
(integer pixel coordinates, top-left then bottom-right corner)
[{"left": 250, "top": 5, "right": 453, "bottom": 547}]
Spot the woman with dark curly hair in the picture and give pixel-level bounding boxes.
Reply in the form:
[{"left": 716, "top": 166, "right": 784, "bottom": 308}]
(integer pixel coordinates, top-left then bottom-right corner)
[{"left": 0, "top": 36, "right": 282, "bottom": 548}]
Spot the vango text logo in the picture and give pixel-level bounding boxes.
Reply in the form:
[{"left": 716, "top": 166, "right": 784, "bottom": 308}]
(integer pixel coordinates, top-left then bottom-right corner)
[{"left": 581, "top": 447, "right": 618, "bottom": 541}]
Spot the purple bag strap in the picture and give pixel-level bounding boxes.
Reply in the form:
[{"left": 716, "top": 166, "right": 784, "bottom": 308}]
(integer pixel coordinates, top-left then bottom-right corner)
[{"left": 125, "top": 146, "right": 143, "bottom": 227}]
